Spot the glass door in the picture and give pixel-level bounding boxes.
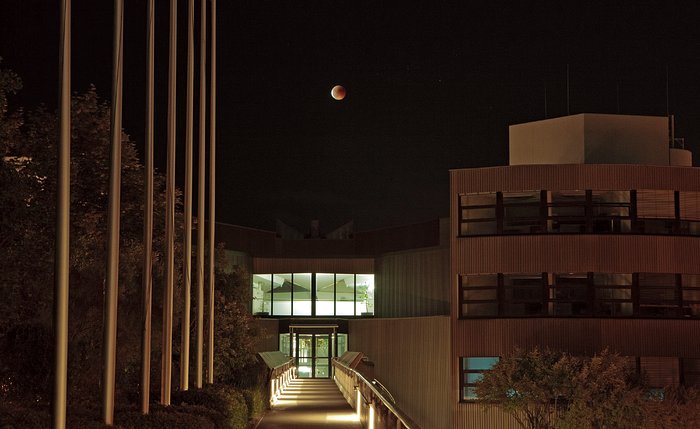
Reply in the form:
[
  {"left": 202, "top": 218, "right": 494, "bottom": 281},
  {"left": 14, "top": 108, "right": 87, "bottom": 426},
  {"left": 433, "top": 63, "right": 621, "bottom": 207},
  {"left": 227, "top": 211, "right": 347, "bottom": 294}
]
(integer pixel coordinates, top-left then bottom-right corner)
[
  {"left": 296, "top": 334, "right": 313, "bottom": 378},
  {"left": 293, "top": 333, "right": 332, "bottom": 378},
  {"left": 314, "top": 334, "right": 331, "bottom": 378}
]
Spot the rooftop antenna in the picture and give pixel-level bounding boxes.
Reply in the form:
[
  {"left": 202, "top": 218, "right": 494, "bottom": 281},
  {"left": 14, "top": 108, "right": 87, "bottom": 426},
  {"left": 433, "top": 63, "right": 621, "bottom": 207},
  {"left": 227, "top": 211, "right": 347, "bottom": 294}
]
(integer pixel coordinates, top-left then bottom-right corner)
[
  {"left": 544, "top": 80, "right": 548, "bottom": 118},
  {"left": 566, "top": 64, "right": 570, "bottom": 115},
  {"left": 665, "top": 64, "right": 670, "bottom": 117}
]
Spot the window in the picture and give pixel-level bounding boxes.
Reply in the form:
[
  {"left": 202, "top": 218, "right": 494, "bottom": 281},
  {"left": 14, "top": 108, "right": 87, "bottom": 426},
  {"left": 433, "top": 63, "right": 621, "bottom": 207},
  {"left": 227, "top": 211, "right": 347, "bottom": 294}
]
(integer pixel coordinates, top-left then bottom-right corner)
[
  {"left": 461, "top": 357, "right": 499, "bottom": 401},
  {"left": 459, "top": 193, "right": 497, "bottom": 235},
  {"left": 548, "top": 190, "right": 587, "bottom": 233},
  {"left": 503, "top": 273, "right": 545, "bottom": 316},
  {"left": 682, "top": 274, "right": 700, "bottom": 318},
  {"left": 335, "top": 274, "right": 356, "bottom": 316},
  {"left": 549, "top": 273, "right": 590, "bottom": 316},
  {"left": 591, "top": 191, "right": 631, "bottom": 233},
  {"left": 640, "top": 357, "right": 680, "bottom": 395},
  {"left": 252, "top": 274, "right": 272, "bottom": 315},
  {"left": 682, "top": 359, "right": 700, "bottom": 387},
  {"left": 593, "top": 273, "right": 633, "bottom": 316},
  {"left": 460, "top": 271, "right": 698, "bottom": 319},
  {"left": 638, "top": 273, "right": 679, "bottom": 317},
  {"left": 636, "top": 190, "right": 676, "bottom": 234},
  {"left": 252, "top": 273, "right": 374, "bottom": 317},
  {"left": 293, "top": 273, "right": 312, "bottom": 316},
  {"left": 355, "top": 274, "right": 375, "bottom": 316},
  {"left": 457, "top": 188, "right": 700, "bottom": 237},
  {"left": 272, "top": 274, "right": 293, "bottom": 316},
  {"left": 460, "top": 274, "right": 499, "bottom": 317},
  {"left": 502, "top": 191, "right": 544, "bottom": 234}
]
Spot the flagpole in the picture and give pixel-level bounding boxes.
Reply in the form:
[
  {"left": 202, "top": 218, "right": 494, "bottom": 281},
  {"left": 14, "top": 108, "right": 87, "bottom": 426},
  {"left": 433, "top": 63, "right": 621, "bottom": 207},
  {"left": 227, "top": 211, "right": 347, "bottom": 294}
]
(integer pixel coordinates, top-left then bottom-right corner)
[
  {"left": 52, "top": 0, "right": 71, "bottom": 427},
  {"left": 140, "top": 0, "right": 155, "bottom": 414},
  {"left": 181, "top": 0, "right": 195, "bottom": 393},
  {"left": 196, "top": 0, "right": 208, "bottom": 389},
  {"left": 102, "top": 0, "right": 124, "bottom": 424},
  {"left": 207, "top": 0, "right": 217, "bottom": 384},
  {"left": 161, "top": 0, "right": 177, "bottom": 406}
]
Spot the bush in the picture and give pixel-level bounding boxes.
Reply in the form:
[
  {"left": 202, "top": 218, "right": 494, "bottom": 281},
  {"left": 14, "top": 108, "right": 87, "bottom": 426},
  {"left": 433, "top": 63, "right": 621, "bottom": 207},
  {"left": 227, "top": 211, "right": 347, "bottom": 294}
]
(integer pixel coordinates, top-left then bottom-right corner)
[
  {"left": 0, "top": 401, "right": 50, "bottom": 429},
  {"left": 242, "top": 384, "right": 269, "bottom": 420},
  {"left": 172, "top": 384, "right": 249, "bottom": 429},
  {"left": 115, "top": 405, "right": 216, "bottom": 429}
]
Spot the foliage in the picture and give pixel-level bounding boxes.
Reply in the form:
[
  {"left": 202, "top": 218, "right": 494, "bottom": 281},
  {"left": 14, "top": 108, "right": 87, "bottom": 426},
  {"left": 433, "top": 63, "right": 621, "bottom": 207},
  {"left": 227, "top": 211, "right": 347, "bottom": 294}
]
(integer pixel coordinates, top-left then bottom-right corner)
[
  {"left": 213, "top": 262, "right": 266, "bottom": 387},
  {"left": 474, "top": 348, "right": 577, "bottom": 429},
  {"left": 557, "top": 350, "right": 645, "bottom": 429},
  {"left": 171, "top": 384, "right": 249, "bottom": 429},
  {"left": 242, "top": 384, "right": 269, "bottom": 420},
  {"left": 0, "top": 66, "right": 266, "bottom": 428},
  {"left": 640, "top": 387, "right": 700, "bottom": 429},
  {"left": 475, "top": 348, "right": 650, "bottom": 429}
]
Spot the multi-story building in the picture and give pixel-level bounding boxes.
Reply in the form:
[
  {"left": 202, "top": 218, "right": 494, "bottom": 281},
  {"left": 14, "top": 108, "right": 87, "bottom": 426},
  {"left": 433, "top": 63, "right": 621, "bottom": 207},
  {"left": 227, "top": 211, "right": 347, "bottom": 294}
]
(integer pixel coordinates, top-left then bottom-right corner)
[{"left": 222, "top": 113, "right": 700, "bottom": 428}]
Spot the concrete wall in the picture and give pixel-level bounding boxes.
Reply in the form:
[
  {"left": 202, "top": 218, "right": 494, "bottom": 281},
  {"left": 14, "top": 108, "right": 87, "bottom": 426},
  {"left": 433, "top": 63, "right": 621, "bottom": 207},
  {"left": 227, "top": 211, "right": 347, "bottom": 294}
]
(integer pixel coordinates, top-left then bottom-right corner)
[
  {"left": 510, "top": 114, "right": 669, "bottom": 166},
  {"left": 509, "top": 114, "right": 585, "bottom": 165},
  {"left": 349, "top": 317, "right": 451, "bottom": 429}
]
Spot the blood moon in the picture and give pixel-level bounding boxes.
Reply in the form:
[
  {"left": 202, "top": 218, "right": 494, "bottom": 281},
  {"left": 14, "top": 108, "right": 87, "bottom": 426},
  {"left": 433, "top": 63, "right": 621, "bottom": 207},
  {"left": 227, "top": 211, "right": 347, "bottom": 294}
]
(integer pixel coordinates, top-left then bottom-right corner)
[{"left": 330, "top": 85, "right": 346, "bottom": 100}]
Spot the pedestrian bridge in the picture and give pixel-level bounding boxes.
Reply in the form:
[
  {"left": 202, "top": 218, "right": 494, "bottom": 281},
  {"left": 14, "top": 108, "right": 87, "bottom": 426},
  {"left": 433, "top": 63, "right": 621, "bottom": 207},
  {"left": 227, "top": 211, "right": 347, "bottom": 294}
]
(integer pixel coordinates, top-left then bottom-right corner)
[{"left": 257, "top": 353, "right": 420, "bottom": 429}]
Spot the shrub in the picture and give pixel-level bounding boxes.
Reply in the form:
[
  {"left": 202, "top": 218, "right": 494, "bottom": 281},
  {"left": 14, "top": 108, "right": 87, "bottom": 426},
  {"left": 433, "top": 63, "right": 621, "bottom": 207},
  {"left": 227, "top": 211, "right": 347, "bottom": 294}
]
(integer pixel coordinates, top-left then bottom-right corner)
[
  {"left": 172, "top": 384, "right": 249, "bottom": 429},
  {"left": 242, "top": 384, "right": 269, "bottom": 420}
]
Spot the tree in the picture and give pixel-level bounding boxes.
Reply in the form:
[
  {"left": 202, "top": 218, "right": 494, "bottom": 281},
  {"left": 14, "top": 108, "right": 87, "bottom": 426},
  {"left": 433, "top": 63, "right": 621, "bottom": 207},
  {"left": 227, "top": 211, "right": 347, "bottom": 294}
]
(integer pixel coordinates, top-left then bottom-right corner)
[
  {"left": 475, "top": 348, "right": 647, "bottom": 429},
  {"left": 640, "top": 387, "right": 700, "bottom": 429},
  {"left": 557, "top": 349, "right": 645, "bottom": 429},
  {"left": 474, "top": 348, "right": 578, "bottom": 429}
]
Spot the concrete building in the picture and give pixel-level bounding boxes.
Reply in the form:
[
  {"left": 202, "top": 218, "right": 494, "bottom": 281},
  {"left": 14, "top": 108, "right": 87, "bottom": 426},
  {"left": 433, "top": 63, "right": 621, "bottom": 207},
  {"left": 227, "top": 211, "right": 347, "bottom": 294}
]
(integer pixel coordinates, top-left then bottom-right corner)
[{"left": 221, "top": 114, "right": 700, "bottom": 428}]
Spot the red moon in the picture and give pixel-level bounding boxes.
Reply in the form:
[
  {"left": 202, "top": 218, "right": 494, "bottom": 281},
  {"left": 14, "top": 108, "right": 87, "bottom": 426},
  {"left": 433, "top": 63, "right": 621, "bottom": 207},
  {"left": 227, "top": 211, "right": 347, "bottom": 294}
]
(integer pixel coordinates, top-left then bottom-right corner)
[{"left": 331, "top": 85, "right": 346, "bottom": 100}]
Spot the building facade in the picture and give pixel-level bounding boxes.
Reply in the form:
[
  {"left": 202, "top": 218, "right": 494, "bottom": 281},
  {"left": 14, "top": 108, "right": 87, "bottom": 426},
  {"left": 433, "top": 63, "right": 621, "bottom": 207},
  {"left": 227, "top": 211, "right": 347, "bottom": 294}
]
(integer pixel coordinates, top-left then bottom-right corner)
[{"left": 223, "top": 114, "right": 700, "bottom": 428}]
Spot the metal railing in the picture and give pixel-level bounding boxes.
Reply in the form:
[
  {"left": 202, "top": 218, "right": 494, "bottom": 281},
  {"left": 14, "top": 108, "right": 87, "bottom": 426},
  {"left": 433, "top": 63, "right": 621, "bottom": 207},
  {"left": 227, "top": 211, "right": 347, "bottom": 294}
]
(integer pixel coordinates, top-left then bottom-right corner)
[{"left": 333, "top": 358, "right": 421, "bottom": 429}]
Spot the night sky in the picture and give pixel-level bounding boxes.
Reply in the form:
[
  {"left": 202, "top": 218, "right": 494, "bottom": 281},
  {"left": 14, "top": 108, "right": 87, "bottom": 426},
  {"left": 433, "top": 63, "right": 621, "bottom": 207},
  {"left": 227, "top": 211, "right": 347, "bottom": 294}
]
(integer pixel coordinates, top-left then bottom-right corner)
[{"left": 2, "top": 1, "right": 700, "bottom": 232}]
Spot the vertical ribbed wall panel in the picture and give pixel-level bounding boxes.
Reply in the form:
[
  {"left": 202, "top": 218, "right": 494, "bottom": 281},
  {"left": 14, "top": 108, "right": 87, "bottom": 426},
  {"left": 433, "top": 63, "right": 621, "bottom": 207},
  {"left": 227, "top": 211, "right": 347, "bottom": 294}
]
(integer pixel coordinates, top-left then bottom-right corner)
[
  {"left": 375, "top": 247, "right": 450, "bottom": 317},
  {"left": 450, "top": 164, "right": 700, "bottom": 194},
  {"left": 453, "top": 318, "right": 700, "bottom": 358},
  {"left": 454, "top": 404, "right": 521, "bottom": 429},
  {"left": 252, "top": 257, "right": 374, "bottom": 274},
  {"left": 454, "top": 235, "right": 700, "bottom": 275},
  {"left": 349, "top": 317, "right": 451, "bottom": 429}
]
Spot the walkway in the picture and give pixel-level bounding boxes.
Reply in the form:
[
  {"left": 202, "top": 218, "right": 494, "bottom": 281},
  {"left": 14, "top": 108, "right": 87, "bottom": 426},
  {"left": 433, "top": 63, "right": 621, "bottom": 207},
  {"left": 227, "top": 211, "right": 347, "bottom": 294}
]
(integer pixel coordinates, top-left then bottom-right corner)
[{"left": 256, "top": 378, "right": 362, "bottom": 429}]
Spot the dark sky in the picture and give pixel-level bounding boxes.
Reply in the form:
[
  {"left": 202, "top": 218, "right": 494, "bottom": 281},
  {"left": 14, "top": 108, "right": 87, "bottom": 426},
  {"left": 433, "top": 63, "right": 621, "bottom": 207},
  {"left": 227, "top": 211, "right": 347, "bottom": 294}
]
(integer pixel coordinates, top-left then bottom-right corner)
[{"left": 2, "top": 1, "right": 700, "bottom": 232}]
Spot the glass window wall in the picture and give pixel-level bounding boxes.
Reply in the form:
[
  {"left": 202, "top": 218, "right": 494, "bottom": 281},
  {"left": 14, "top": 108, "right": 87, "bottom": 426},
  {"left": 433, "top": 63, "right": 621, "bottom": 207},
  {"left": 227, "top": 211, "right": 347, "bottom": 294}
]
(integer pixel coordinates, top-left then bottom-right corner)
[{"left": 253, "top": 273, "right": 374, "bottom": 317}]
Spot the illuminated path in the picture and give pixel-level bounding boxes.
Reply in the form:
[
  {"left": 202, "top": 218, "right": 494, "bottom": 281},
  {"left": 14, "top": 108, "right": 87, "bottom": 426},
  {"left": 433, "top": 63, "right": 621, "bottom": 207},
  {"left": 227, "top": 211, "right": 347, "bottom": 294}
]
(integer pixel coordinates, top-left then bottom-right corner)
[{"left": 257, "top": 378, "right": 362, "bottom": 429}]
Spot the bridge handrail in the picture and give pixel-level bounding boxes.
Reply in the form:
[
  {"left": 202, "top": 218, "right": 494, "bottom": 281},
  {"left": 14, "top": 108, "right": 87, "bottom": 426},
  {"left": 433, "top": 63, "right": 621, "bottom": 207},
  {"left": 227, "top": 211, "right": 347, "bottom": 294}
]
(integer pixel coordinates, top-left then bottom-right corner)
[
  {"left": 333, "top": 358, "right": 422, "bottom": 429},
  {"left": 270, "top": 357, "right": 295, "bottom": 378}
]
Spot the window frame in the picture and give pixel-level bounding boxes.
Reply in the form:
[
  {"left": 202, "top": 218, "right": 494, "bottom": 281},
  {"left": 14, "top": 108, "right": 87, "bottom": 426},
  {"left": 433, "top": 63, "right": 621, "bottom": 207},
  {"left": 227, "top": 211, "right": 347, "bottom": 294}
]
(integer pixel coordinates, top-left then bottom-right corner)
[{"left": 460, "top": 356, "right": 500, "bottom": 402}]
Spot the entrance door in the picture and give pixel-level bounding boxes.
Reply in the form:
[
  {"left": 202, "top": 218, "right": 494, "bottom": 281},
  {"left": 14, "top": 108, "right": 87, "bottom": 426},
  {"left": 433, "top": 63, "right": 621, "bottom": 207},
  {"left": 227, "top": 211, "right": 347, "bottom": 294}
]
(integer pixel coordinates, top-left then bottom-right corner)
[{"left": 295, "top": 333, "right": 331, "bottom": 378}]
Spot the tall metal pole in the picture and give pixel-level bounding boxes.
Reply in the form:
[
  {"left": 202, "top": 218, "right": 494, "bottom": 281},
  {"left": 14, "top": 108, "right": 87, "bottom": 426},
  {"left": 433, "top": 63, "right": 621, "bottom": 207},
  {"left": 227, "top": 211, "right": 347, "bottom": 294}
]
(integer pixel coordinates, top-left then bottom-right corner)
[
  {"left": 102, "top": 0, "right": 124, "bottom": 424},
  {"left": 140, "top": 0, "right": 155, "bottom": 414},
  {"left": 207, "top": 0, "right": 217, "bottom": 384},
  {"left": 180, "top": 0, "right": 195, "bottom": 392},
  {"left": 161, "top": 0, "right": 177, "bottom": 406},
  {"left": 195, "top": 0, "right": 207, "bottom": 389},
  {"left": 52, "top": 1, "right": 70, "bottom": 427}
]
